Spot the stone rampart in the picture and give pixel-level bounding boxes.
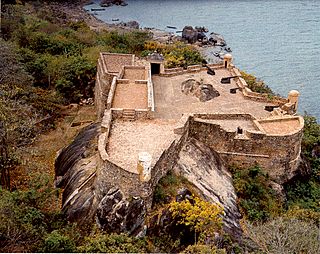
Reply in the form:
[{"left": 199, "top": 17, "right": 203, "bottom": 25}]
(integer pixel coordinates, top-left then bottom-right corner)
[
  {"left": 95, "top": 57, "right": 116, "bottom": 119},
  {"left": 160, "top": 63, "right": 224, "bottom": 77},
  {"left": 106, "top": 77, "right": 117, "bottom": 110},
  {"left": 188, "top": 114, "right": 304, "bottom": 183},
  {"left": 147, "top": 67, "right": 155, "bottom": 112},
  {"left": 230, "top": 67, "right": 289, "bottom": 107}
]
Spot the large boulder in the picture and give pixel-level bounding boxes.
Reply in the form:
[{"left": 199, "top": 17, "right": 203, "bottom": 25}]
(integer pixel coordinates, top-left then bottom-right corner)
[
  {"left": 182, "top": 26, "right": 198, "bottom": 44},
  {"left": 54, "top": 123, "right": 101, "bottom": 225},
  {"left": 209, "top": 32, "right": 226, "bottom": 46},
  {"left": 96, "top": 187, "right": 146, "bottom": 235},
  {"left": 174, "top": 138, "right": 242, "bottom": 239},
  {"left": 181, "top": 79, "right": 220, "bottom": 102}
]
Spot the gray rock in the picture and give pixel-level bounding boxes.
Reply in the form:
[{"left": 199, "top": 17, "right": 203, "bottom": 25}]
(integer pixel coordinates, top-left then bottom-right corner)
[
  {"left": 182, "top": 26, "right": 198, "bottom": 44},
  {"left": 96, "top": 188, "right": 146, "bottom": 235},
  {"left": 209, "top": 32, "right": 226, "bottom": 46},
  {"left": 118, "top": 20, "right": 139, "bottom": 29},
  {"left": 174, "top": 138, "right": 242, "bottom": 239}
]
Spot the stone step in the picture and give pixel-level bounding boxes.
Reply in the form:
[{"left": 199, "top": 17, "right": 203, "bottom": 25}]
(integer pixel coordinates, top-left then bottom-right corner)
[{"left": 122, "top": 109, "right": 135, "bottom": 121}]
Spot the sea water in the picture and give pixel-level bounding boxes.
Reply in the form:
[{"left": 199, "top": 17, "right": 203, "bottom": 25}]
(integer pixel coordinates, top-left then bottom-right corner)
[{"left": 85, "top": 0, "right": 320, "bottom": 119}]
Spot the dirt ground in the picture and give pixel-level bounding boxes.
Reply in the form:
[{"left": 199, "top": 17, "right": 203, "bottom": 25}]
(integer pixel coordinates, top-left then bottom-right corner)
[{"left": 11, "top": 105, "right": 96, "bottom": 191}]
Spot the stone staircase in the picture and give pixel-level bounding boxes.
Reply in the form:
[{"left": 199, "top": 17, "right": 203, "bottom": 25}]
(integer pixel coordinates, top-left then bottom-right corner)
[{"left": 122, "top": 109, "right": 136, "bottom": 121}]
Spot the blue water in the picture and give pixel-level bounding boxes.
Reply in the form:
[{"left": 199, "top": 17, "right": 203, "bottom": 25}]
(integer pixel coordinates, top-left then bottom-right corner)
[{"left": 85, "top": 0, "right": 320, "bottom": 119}]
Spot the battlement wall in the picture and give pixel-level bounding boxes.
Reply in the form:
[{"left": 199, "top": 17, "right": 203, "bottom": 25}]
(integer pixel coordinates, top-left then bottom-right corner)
[
  {"left": 160, "top": 63, "right": 224, "bottom": 77},
  {"left": 188, "top": 114, "right": 304, "bottom": 182}
]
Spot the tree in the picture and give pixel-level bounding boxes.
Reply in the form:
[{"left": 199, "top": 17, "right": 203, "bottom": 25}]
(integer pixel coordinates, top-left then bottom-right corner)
[{"left": 169, "top": 197, "right": 224, "bottom": 244}]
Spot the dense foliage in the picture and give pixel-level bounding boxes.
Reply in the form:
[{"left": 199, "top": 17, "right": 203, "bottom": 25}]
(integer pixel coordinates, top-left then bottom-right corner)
[
  {"left": 143, "top": 41, "right": 205, "bottom": 68},
  {"left": 169, "top": 196, "right": 223, "bottom": 243},
  {"left": 284, "top": 114, "right": 320, "bottom": 212},
  {"left": 240, "top": 71, "right": 274, "bottom": 94},
  {"left": 231, "top": 165, "right": 282, "bottom": 221}
]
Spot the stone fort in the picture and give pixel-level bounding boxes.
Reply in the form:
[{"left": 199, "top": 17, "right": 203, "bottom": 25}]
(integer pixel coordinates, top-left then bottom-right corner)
[
  {"left": 56, "top": 51, "right": 304, "bottom": 235},
  {"left": 95, "top": 51, "right": 303, "bottom": 186}
]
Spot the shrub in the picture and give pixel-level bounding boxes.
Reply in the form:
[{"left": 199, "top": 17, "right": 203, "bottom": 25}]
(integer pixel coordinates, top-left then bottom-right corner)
[
  {"left": 231, "top": 165, "right": 282, "bottom": 221},
  {"left": 78, "top": 233, "right": 151, "bottom": 253},
  {"left": 152, "top": 170, "right": 188, "bottom": 205},
  {"left": 284, "top": 114, "right": 320, "bottom": 213},
  {"left": 244, "top": 217, "right": 320, "bottom": 254},
  {"left": 41, "top": 230, "right": 76, "bottom": 253},
  {"left": 169, "top": 196, "right": 224, "bottom": 244},
  {"left": 240, "top": 71, "right": 273, "bottom": 94},
  {"left": 143, "top": 41, "right": 204, "bottom": 68},
  {"left": 55, "top": 56, "right": 96, "bottom": 102}
]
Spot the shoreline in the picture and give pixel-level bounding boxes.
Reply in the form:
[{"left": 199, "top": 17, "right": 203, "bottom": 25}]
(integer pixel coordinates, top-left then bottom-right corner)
[
  {"left": 43, "top": 0, "right": 228, "bottom": 63},
  {"left": 83, "top": 1, "right": 228, "bottom": 63}
]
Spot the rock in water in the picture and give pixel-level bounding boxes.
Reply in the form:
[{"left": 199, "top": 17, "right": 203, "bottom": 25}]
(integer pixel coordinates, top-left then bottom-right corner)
[
  {"left": 118, "top": 20, "right": 140, "bottom": 29},
  {"left": 209, "top": 32, "right": 226, "bottom": 46},
  {"left": 182, "top": 26, "right": 198, "bottom": 43}
]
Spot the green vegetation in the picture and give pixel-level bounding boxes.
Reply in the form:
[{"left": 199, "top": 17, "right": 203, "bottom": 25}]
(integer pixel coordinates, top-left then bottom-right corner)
[
  {"left": 169, "top": 196, "right": 223, "bottom": 243},
  {"left": 240, "top": 71, "right": 274, "bottom": 94},
  {"left": 153, "top": 170, "right": 190, "bottom": 206},
  {"left": 284, "top": 114, "right": 320, "bottom": 213},
  {"left": 143, "top": 41, "right": 205, "bottom": 68},
  {"left": 78, "top": 233, "right": 151, "bottom": 253},
  {"left": 244, "top": 217, "right": 320, "bottom": 254},
  {"left": 231, "top": 165, "right": 282, "bottom": 221}
]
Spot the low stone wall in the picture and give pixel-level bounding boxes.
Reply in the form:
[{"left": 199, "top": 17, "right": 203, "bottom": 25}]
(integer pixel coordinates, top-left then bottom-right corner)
[
  {"left": 95, "top": 57, "right": 115, "bottom": 119},
  {"left": 106, "top": 77, "right": 117, "bottom": 110},
  {"left": 160, "top": 63, "right": 223, "bottom": 77},
  {"left": 147, "top": 67, "right": 155, "bottom": 113},
  {"left": 95, "top": 156, "right": 152, "bottom": 204},
  {"left": 111, "top": 108, "right": 151, "bottom": 120},
  {"left": 188, "top": 114, "right": 303, "bottom": 183},
  {"left": 230, "top": 67, "right": 289, "bottom": 107}
]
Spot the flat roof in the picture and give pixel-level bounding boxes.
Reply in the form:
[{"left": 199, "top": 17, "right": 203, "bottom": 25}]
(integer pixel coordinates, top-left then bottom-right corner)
[
  {"left": 112, "top": 83, "right": 148, "bottom": 109},
  {"left": 259, "top": 118, "right": 301, "bottom": 135},
  {"left": 102, "top": 53, "right": 134, "bottom": 73},
  {"left": 123, "top": 68, "right": 147, "bottom": 80}
]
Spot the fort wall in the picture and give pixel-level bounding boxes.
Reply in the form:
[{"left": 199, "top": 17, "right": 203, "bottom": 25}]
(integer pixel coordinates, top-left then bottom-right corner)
[{"left": 188, "top": 114, "right": 304, "bottom": 183}]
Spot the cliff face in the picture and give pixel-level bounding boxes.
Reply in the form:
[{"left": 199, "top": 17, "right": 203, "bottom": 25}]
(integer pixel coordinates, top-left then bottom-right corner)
[
  {"left": 54, "top": 123, "right": 100, "bottom": 225},
  {"left": 174, "top": 137, "right": 242, "bottom": 238}
]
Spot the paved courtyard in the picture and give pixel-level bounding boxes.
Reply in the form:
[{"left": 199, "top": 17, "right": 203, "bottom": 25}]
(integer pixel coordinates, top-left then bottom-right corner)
[
  {"left": 152, "top": 69, "right": 274, "bottom": 120},
  {"left": 107, "top": 119, "right": 178, "bottom": 173}
]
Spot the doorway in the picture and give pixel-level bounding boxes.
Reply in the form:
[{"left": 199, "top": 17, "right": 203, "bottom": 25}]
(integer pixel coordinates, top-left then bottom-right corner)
[{"left": 151, "top": 63, "right": 160, "bottom": 75}]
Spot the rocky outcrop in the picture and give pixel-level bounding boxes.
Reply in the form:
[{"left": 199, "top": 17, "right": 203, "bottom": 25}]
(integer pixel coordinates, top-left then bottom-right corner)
[
  {"left": 54, "top": 123, "right": 100, "bottom": 224},
  {"left": 100, "top": 0, "right": 127, "bottom": 7},
  {"left": 181, "top": 79, "right": 220, "bottom": 102},
  {"left": 118, "top": 20, "right": 139, "bottom": 29},
  {"left": 209, "top": 32, "right": 226, "bottom": 46},
  {"left": 55, "top": 123, "right": 148, "bottom": 234},
  {"left": 174, "top": 138, "right": 242, "bottom": 238},
  {"left": 182, "top": 26, "right": 199, "bottom": 44},
  {"left": 96, "top": 187, "right": 146, "bottom": 235},
  {"left": 55, "top": 123, "right": 241, "bottom": 239}
]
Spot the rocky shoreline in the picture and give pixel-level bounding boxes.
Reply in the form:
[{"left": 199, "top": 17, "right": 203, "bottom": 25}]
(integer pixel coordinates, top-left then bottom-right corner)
[{"left": 76, "top": 1, "right": 230, "bottom": 63}]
